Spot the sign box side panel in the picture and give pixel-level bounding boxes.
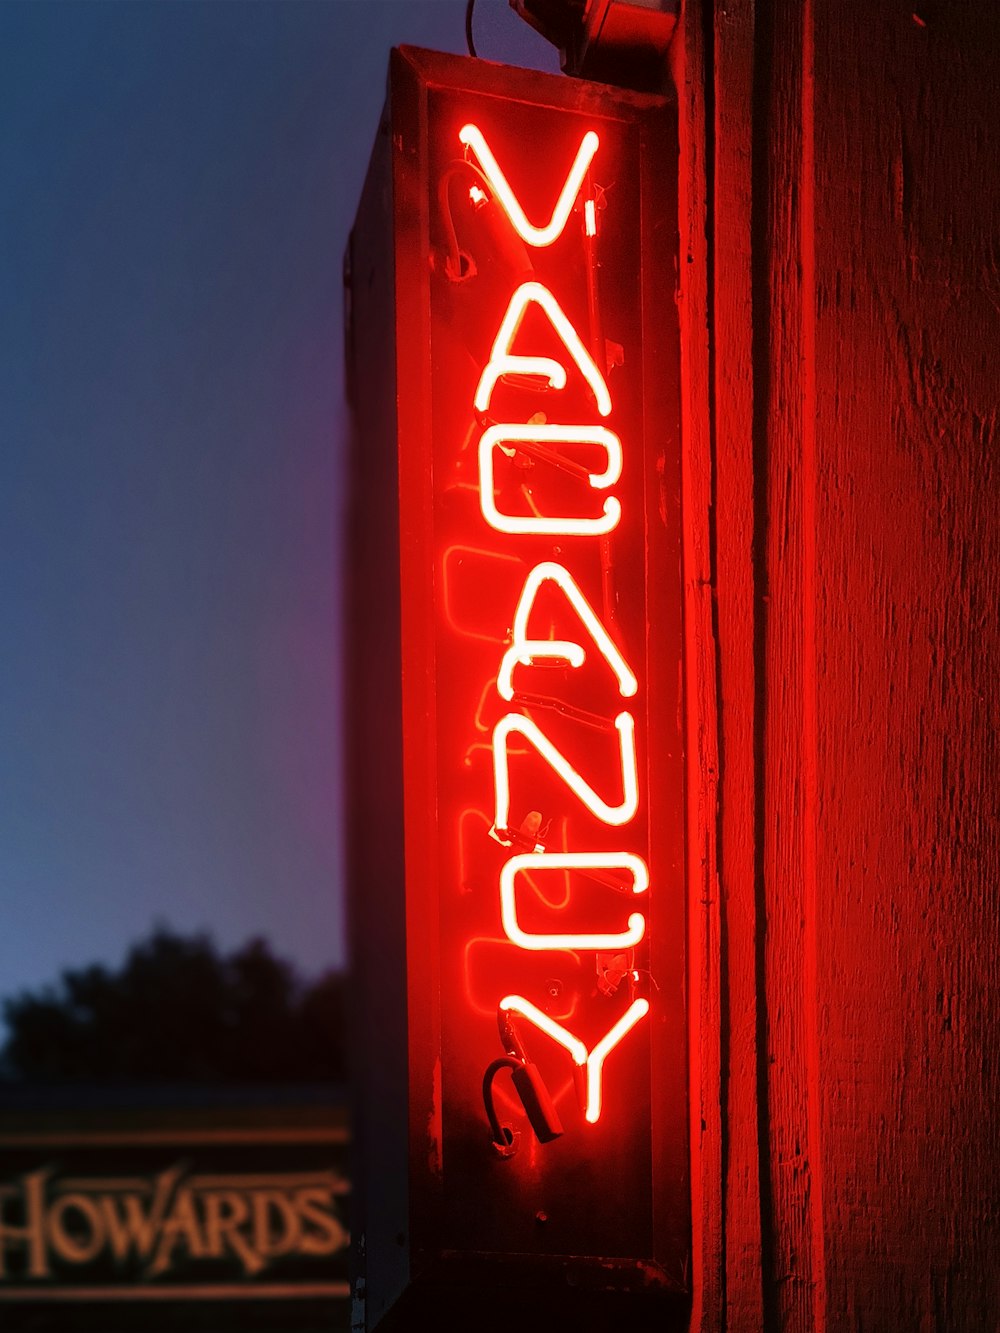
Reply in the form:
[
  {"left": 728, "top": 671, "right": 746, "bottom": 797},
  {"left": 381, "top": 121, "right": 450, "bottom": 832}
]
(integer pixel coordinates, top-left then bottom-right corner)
[
  {"left": 638, "top": 102, "right": 690, "bottom": 1282},
  {"left": 344, "top": 97, "right": 410, "bottom": 1329},
  {"left": 389, "top": 47, "right": 447, "bottom": 1270}
]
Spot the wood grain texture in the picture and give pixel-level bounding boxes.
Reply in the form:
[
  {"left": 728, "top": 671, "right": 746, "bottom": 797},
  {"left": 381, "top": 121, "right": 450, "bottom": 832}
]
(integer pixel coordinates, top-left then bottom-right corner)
[
  {"left": 810, "top": 2, "right": 1000, "bottom": 1327},
  {"left": 754, "top": 0, "right": 827, "bottom": 1326},
  {"left": 672, "top": 3, "right": 726, "bottom": 1325},
  {"left": 710, "top": 2, "right": 769, "bottom": 1328},
  {"left": 679, "top": 0, "right": 1000, "bottom": 1326}
]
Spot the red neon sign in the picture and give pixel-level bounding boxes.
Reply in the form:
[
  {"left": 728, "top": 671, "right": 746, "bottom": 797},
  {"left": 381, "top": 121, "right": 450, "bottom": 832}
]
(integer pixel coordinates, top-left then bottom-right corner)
[
  {"left": 348, "top": 48, "right": 686, "bottom": 1298},
  {"left": 440, "top": 119, "right": 654, "bottom": 1138}
]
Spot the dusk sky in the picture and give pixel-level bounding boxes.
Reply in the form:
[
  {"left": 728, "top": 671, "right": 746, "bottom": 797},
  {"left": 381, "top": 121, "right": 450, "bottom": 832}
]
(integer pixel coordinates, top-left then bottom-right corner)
[{"left": 0, "top": 1, "right": 557, "bottom": 1009}]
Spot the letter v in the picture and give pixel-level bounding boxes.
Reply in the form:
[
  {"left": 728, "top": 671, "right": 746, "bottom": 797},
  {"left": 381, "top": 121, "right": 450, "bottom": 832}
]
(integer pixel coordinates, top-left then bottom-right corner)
[{"left": 459, "top": 124, "right": 599, "bottom": 248}]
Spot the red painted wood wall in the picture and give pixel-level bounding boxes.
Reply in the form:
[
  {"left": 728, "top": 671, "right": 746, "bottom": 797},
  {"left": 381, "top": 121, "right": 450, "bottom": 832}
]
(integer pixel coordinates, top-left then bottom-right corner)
[{"left": 673, "top": 1, "right": 1000, "bottom": 1327}]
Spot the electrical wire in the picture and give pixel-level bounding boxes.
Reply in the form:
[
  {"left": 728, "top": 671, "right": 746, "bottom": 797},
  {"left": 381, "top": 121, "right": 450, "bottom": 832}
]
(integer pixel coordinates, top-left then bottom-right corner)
[
  {"left": 466, "top": 0, "right": 477, "bottom": 58},
  {"left": 437, "top": 160, "right": 490, "bottom": 280},
  {"left": 482, "top": 1056, "right": 520, "bottom": 1146}
]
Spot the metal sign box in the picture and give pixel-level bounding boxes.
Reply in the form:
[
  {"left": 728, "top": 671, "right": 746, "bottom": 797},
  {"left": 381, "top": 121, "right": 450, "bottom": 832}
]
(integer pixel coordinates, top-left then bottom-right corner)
[{"left": 346, "top": 45, "right": 686, "bottom": 1331}]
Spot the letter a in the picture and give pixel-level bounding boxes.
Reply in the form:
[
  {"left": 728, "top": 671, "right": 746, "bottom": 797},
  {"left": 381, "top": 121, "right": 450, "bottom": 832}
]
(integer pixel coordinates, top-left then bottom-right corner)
[
  {"left": 474, "top": 282, "right": 612, "bottom": 416},
  {"left": 497, "top": 561, "right": 637, "bottom": 699}
]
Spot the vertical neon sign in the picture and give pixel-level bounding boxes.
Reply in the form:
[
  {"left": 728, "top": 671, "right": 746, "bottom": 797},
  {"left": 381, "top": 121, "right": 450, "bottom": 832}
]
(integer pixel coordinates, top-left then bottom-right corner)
[
  {"left": 444, "top": 120, "right": 653, "bottom": 1144},
  {"left": 347, "top": 48, "right": 686, "bottom": 1298}
]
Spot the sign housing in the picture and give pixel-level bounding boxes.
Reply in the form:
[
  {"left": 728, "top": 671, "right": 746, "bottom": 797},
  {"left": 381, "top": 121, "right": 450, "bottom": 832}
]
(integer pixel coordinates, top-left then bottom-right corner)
[{"left": 346, "top": 46, "right": 686, "bottom": 1329}]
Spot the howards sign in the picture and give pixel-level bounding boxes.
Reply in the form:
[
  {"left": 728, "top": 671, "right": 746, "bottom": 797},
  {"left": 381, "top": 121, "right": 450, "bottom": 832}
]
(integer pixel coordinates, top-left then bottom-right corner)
[{"left": 0, "top": 1095, "right": 348, "bottom": 1320}]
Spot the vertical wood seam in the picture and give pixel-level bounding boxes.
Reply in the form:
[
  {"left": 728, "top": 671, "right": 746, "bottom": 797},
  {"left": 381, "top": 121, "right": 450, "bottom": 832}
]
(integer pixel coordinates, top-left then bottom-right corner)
[
  {"left": 672, "top": 2, "right": 725, "bottom": 1327},
  {"left": 798, "top": 4, "right": 828, "bottom": 1328},
  {"left": 755, "top": 0, "right": 826, "bottom": 1326},
  {"left": 748, "top": 0, "right": 778, "bottom": 1321},
  {"left": 710, "top": 0, "right": 768, "bottom": 1328}
]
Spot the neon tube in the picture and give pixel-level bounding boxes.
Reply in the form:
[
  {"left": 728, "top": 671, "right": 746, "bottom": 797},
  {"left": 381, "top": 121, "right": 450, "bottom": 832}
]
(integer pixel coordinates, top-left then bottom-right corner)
[
  {"left": 499, "top": 852, "right": 648, "bottom": 951},
  {"left": 498, "top": 996, "right": 587, "bottom": 1066},
  {"left": 492, "top": 711, "right": 638, "bottom": 832},
  {"left": 479, "top": 425, "right": 622, "bottom": 536},
  {"left": 459, "top": 124, "right": 599, "bottom": 249},
  {"left": 498, "top": 995, "right": 650, "bottom": 1123},
  {"left": 497, "top": 561, "right": 637, "bottom": 699},
  {"left": 583, "top": 999, "right": 649, "bottom": 1123},
  {"left": 474, "top": 282, "right": 612, "bottom": 417}
]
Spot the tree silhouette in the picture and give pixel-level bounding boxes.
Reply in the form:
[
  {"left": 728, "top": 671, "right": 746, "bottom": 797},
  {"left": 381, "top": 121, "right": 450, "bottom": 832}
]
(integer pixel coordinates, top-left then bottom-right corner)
[{"left": 0, "top": 927, "right": 347, "bottom": 1084}]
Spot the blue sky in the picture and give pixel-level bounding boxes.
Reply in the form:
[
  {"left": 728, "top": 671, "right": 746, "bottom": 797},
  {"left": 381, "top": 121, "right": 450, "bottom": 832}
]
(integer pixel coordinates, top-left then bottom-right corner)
[{"left": 0, "top": 1, "right": 557, "bottom": 1005}]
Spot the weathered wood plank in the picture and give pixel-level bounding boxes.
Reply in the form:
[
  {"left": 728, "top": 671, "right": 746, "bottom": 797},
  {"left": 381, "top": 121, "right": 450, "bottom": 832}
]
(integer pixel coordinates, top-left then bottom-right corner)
[
  {"left": 756, "top": 0, "right": 828, "bottom": 1326},
  {"left": 812, "top": 2, "right": 1000, "bottom": 1327},
  {"left": 672, "top": 2, "right": 726, "bottom": 1326},
  {"left": 679, "top": 1, "right": 1000, "bottom": 1325},
  {"left": 710, "top": 1, "right": 768, "bottom": 1328}
]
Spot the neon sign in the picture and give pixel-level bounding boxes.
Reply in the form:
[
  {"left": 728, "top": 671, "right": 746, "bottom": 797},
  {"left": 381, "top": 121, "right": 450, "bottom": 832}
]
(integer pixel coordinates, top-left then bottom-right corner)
[
  {"left": 441, "top": 121, "right": 654, "bottom": 1142},
  {"left": 347, "top": 46, "right": 686, "bottom": 1302}
]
